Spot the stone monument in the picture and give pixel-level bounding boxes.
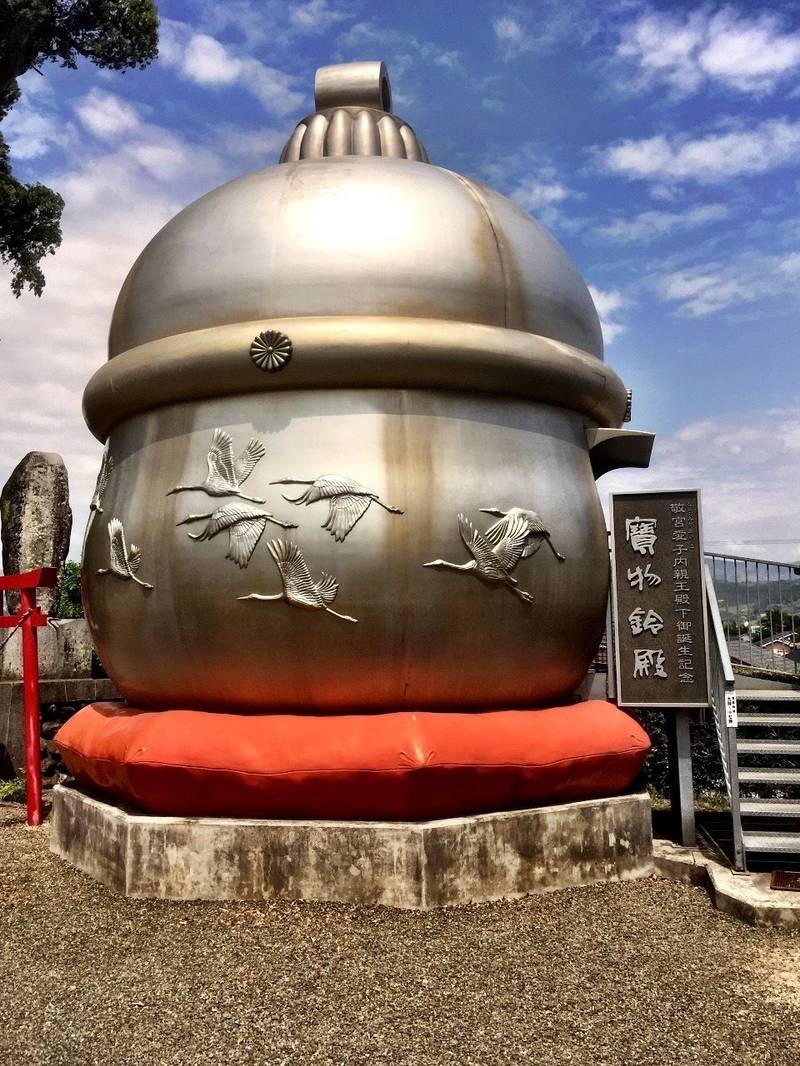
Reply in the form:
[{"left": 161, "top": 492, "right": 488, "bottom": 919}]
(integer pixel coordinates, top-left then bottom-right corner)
[
  {"left": 0, "top": 453, "right": 116, "bottom": 782},
  {"left": 1, "top": 452, "right": 71, "bottom": 616}
]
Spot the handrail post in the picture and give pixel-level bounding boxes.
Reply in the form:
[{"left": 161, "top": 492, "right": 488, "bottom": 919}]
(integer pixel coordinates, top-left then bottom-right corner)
[
  {"left": 726, "top": 712, "right": 746, "bottom": 872},
  {"left": 704, "top": 564, "right": 747, "bottom": 872}
]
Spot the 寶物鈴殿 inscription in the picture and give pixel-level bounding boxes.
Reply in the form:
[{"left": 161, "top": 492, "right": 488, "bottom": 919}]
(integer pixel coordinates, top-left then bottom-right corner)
[{"left": 610, "top": 490, "right": 710, "bottom": 708}]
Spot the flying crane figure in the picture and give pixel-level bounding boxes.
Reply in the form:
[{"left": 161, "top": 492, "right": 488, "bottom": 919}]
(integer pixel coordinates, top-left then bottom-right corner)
[
  {"left": 270, "top": 474, "right": 404, "bottom": 541},
  {"left": 424, "top": 512, "right": 537, "bottom": 603},
  {"left": 167, "top": 428, "right": 267, "bottom": 503},
  {"left": 96, "top": 518, "right": 154, "bottom": 589},
  {"left": 176, "top": 503, "right": 297, "bottom": 569},
  {"left": 479, "top": 506, "right": 566, "bottom": 563},
  {"left": 89, "top": 449, "right": 114, "bottom": 514},
  {"left": 239, "top": 539, "right": 358, "bottom": 623}
]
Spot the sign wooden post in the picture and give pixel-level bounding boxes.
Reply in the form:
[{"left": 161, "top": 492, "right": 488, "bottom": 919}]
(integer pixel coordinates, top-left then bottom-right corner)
[{"left": 610, "top": 490, "right": 710, "bottom": 846}]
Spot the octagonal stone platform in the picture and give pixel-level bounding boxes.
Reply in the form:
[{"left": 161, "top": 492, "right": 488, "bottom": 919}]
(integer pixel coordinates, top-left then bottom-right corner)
[{"left": 50, "top": 786, "right": 653, "bottom": 909}]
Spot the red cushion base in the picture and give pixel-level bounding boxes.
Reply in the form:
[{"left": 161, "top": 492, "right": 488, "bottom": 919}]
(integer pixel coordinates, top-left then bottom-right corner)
[{"left": 55, "top": 701, "right": 650, "bottom": 822}]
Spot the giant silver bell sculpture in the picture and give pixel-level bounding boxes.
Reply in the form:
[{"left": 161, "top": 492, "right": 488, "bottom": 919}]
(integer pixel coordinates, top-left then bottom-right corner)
[{"left": 82, "top": 61, "right": 653, "bottom": 712}]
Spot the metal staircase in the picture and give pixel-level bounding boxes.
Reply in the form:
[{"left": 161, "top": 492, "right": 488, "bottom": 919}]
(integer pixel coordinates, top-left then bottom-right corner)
[
  {"left": 708, "top": 571, "right": 800, "bottom": 869},
  {"left": 706, "top": 570, "right": 800, "bottom": 871},
  {"left": 735, "top": 690, "right": 800, "bottom": 862}
]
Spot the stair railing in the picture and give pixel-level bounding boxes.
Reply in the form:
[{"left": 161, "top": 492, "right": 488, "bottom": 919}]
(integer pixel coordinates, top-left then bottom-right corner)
[
  {"left": 705, "top": 564, "right": 746, "bottom": 871},
  {"left": 704, "top": 551, "right": 800, "bottom": 680}
]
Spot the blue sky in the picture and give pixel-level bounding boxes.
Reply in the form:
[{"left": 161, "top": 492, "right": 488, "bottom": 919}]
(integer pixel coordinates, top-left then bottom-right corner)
[{"left": 1, "top": 0, "right": 799, "bottom": 561}]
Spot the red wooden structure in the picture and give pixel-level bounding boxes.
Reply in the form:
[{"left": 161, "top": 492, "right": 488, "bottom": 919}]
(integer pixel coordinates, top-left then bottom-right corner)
[{"left": 0, "top": 567, "right": 57, "bottom": 826}]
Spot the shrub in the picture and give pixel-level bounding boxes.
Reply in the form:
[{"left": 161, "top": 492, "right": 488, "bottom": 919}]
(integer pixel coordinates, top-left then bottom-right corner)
[{"left": 56, "top": 561, "right": 83, "bottom": 618}]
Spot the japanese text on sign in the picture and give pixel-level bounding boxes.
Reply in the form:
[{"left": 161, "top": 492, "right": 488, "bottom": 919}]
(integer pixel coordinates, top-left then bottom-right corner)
[{"left": 611, "top": 490, "right": 710, "bottom": 708}]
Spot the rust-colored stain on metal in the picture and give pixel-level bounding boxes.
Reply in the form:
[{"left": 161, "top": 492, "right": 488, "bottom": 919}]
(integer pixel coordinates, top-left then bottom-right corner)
[{"left": 771, "top": 870, "right": 800, "bottom": 892}]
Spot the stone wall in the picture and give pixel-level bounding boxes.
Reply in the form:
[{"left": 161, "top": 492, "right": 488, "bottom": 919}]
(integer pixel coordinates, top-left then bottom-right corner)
[
  {"left": 0, "top": 678, "right": 119, "bottom": 780},
  {"left": 0, "top": 618, "right": 95, "bottom": 681}
]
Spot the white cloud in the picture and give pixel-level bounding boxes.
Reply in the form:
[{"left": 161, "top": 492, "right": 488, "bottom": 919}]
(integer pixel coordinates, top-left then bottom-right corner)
[
  {"left": 159, "top": 21, "right": 303, "bottom": 116},
  {"left": 182, "top": 33, "right": 242, "bottom": 85},
  {"left": 3, "top": 95, "right": 71, "bottom": 160},
  {"left": 596, "top": 203, "right": 729, "bottom": 242},
  {"left": 493, "top": 3, "right": 600, "bottom": 61},
  {"left": 337, "top": 20, "right": 463, "bottom": 86},
  {"left": 0, "top": 104, "right": 283, "bottom": 560},
  {"left": 128, "top": 139, "right": 190, "bottom": 182},
  {"left": 239, "top": 60, "right": 305, "bottom": 114},
  {"left": 290, "top": 0, "right": 350, "bottom": 33},
  {"left": 509, "top": 176, "right": 571, "bottom": 226},
  {"left": 511, "top": 178, "right": 568, "bottom": 212},
  {"left": 600, "top": 409, "right": 800, "bottom": 563},
  {"left": 655, "top": 249, "right": 800, "bottom": 317},
  {"left": 588, "top": 285, "right": 626, "bottom": 344},
  {"left": 779, "top": 252, "right": 800, "bottom": 279},
  {"left": 601, "top": 120, "right": 800, "bottom": 184},
  {"left": 618, "top": 7, "right": 800, "bottom": 95},
  {"left": 483, "top": 156, "right": 576, "bottom": 228},
  {"left": 213, "top": 124, "right": 291, "bottom": 167},
  {"left": 783, "top": 424, "right": 800, "bottom": 452},
  {"left": 74, "top": 89, "right": 141, "bottom": 139},
  {"left": 493, "top": 15, "right": 534, "bottom": 59},
  {"left": 657, "top": 270, "right": 743, "bottom": 317},
  {"left": 188, "top": 0, "right": 354, "bottom": 50}
]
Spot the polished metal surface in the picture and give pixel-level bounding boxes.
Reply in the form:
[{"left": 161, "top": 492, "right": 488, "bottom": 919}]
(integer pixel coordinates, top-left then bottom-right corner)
[
  {"left": 177, "top": 503, "right": 297, "bottom": 569},
  {"left": 315, "top": 62, "right": 392, "bottom": 112},
  {"left": 250, "top": 330, "right": 292, "bottom": 372},
  {"left": 96, "top": 518, "right": 154, "bottom": 590},
  {"left": 86, "top": 316, "right": 625, "bottom": 443},
  {"left": 240, "top": 538, "right": 360, "bottom": 625},
  {"left": 89, "top": 449, "right": 113, "bottom": 513},
  {"left": 423, "top": 511, "right": 555, "bottom": 604},
  {"left": 82, "top": 59, "right": 652, "bottom": 712},
  {"left": 482, "top": 508, "right": 566, "bottom": 561},
  {"left": 273, "top": 474, "right": 404, "bottom": 542},
  {"left": 280, "top": 110, "right": 429, "bottom": 163},
  {"left": 167, "top": 428, "right": 266, "bottom": 502},
  {"left": 281, "top": 61, "right": 428, "bottom": 163},
  {"left": 587, "top": 428, "right": 654, "bottom": 478},
  {"left": 107, "top": 158, "right": 602, "bottom": 362},
  {"left": 83, "top": 391, "right": 611, "bottom": 710}
]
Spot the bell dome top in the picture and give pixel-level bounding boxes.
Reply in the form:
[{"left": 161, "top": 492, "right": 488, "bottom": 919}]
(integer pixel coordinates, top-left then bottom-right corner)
[
  {"left": 280, "top": 61, "right": 429, "bottom": 163},
  {"left": 85, "top": 62, "right": 628, "bottom": 442}
]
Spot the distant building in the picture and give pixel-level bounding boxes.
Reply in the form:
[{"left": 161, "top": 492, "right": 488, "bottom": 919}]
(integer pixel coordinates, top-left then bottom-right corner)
[
  {"left": 728, "top": 639, "right": 792, "bottom": 670},
  {"left": 761, "top": 631, "right": 798, "bottom": 656}
]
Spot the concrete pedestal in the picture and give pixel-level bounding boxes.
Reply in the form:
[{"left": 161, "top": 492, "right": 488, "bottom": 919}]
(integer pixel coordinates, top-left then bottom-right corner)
[{"left": 50, "top": 785, "right": 653, "bottom": 909}]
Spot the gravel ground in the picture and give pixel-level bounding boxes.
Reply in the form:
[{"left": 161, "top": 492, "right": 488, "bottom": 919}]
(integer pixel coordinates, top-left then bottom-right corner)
[{"left": 2, "top": 803, "right": 799, "bottom": 1066}]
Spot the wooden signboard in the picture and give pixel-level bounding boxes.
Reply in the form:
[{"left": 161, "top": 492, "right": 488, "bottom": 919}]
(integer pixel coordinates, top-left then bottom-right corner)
[{"left": 610, "top": 489, "right": 710, "bottom": 708}]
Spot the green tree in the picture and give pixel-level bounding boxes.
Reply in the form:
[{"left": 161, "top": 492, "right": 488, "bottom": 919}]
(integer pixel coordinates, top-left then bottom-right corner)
[
  {"left": 754, "top": 606, "right": 800, "bottom": 645},
  {"left": 0, "top": 1, "right": 158, "bottom": 296},
  {"left": 56, "top": 559, "right": 83, "bottom": 617}
]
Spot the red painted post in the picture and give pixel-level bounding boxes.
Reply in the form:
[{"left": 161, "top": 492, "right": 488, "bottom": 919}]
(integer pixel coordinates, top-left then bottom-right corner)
[
  {"left": 0, "top": 568, "right": 56, "bottom": 826},
  {"left": 19, "top": 586, "right": 43, "bottom": 827}
]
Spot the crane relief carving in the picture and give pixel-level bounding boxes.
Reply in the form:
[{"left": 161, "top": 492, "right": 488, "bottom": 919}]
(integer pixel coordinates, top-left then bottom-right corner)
[{"left": 424, "top": 507, "right": 565, "bottom": 603}]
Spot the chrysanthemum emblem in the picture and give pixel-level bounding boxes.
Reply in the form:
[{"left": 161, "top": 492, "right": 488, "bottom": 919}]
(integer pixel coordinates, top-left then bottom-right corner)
[{"left": 250, "top": 330, "right": 293, "bottom": 372}]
